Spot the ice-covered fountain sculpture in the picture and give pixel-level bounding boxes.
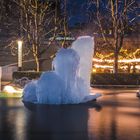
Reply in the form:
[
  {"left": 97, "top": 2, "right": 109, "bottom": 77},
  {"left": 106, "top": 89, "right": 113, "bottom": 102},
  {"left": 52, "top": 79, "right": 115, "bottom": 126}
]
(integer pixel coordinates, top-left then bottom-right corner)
[{"left": 23, "top": 36, "right": 101, "bottom": 104}]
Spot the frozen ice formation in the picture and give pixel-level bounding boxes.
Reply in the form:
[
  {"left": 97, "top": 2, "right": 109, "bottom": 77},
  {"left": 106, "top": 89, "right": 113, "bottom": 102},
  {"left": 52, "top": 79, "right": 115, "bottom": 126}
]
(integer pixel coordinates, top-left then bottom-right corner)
[{"left": 23, "top": 36, "right": 101, "bottom": 104}]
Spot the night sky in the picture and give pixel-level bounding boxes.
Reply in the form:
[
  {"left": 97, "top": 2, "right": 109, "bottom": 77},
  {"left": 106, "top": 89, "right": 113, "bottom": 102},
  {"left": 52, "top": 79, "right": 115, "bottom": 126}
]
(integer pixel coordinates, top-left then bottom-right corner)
[
  {"left": 65, "top": 0, "right": 140, "bottom": 27},
  {"left": 66, "top": 0, "right": 89, "bottom": 27}
]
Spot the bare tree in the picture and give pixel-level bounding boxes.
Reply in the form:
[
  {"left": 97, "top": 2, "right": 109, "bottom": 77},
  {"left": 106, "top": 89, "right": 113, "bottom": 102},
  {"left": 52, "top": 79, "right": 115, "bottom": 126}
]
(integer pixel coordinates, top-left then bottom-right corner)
[
  {"left": 0, "top": 0, "right": 4, "bottom": 21},
  {"left": 11, "top": 0, "right": 67, "bottom": 72},
  {"left": 119, "top": 48, "right": 140, "bottom": 73},
  {"left": 89, "top": 0, "right": 140, "bottom": 73}
]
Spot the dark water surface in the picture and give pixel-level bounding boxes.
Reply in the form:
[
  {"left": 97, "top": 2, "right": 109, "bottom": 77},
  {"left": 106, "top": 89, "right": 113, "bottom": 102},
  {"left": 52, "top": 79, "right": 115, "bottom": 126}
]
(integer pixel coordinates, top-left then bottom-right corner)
[{"left": 0, "top": 88, "right": 140, "bottom": 140}]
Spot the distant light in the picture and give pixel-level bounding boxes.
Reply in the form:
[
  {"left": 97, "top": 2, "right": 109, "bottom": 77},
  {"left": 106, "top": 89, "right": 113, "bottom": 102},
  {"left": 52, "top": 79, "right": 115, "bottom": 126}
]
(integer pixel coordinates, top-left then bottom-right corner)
[
  {"left": 3, "top": 85, "right": 23, "bottom": 94},
  {"left": 3, "top": 86, "right": 16, "bottom": 94},
  {"left": 93, "top": 64, "right": 140, "bottom": 70},
  {"left": 92, "top": 69, "right": 96, "bottom": 73},
  {"left": 93, "top": 58, "right": 140, "bottom": 63},
  {"left": 94, "top": 64, "right": 113, "bottom": 69},
  {"left": 54, "top": 37, "right": 75, "bottom": 41}
]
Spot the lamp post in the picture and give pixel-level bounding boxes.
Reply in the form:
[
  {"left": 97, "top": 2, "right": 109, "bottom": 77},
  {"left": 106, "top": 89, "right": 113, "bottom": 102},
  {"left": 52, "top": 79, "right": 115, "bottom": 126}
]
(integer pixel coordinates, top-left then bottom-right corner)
[
  {"left": 0, "top": 67, "right": 2, "bottom": 92},
  {"left": 17, "top": 40, "right": 23, "bottom": 71}
]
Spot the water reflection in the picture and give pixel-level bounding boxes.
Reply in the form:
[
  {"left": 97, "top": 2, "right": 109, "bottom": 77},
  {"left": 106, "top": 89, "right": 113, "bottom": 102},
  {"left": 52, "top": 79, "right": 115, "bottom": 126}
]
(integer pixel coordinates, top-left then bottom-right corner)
[
  {"left": 23, "top": 102, "right": 101, "bottom": 140},
  {"left": 0, "top": 99, "right": 27, "bottom": 140},
  {"left": 88, "top": 92, "right": 140, "bottom": 140},
  {"left": 0, "top": 91, "right": 140, "bottom": 140}
]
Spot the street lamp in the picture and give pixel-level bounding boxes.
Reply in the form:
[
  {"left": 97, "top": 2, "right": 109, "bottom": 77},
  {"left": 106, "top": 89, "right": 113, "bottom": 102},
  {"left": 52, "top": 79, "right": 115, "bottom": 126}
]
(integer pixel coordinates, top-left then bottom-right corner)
[
  {"left": 0, "top": 67, "right": 2, "bottom": 92},
  {"left": 17, "top": 40, "right": 23, "bottom": 71}
]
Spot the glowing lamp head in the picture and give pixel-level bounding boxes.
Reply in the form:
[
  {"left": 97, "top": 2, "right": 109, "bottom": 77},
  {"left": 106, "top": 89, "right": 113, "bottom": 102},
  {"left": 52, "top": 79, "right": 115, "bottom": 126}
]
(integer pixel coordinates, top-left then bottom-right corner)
[{"left": 17, "top": 40, "right": 23, "bottom": 47}]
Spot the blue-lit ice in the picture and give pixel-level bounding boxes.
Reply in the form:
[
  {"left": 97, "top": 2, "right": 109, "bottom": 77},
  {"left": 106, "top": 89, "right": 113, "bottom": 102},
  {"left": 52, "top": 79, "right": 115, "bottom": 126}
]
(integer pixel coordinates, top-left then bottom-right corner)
[{"left": 23, "top": 36, "right": 101, "bottom": 104}]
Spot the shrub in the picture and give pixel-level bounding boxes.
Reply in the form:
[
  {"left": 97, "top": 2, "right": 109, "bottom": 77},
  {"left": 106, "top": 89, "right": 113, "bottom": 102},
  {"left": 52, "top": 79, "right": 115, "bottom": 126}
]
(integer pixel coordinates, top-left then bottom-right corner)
[
  {"left": 13, "top": 72, "right": 140, "bottom": 85},
  {"left": 13, "top": 71, "right": 42, "bottom": 80},
  {"left": 91, "top": 73, "right": 140, "bottom": 85}
]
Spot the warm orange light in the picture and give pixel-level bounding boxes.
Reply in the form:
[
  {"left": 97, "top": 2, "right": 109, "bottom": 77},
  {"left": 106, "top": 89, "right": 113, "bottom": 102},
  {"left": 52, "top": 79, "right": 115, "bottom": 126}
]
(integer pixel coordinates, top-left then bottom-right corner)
[
  {"left": 92, "top": 69, "right": 96, "bottom": 73},
  {"left": 93, "top": 64, "right": 140, "bottom": 70},
  {"left": 94, "top": 64, "right": 113, "bottom": 69},
  {"left": 93, "top": 58, "right": 140, "bottom": 63}
]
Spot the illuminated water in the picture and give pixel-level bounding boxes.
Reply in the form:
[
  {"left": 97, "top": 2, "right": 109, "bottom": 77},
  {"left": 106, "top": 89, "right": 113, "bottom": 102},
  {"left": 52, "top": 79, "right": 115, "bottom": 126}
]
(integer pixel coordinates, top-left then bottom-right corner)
[{"left": 0, "top": 88, "right": 140, "bottom": 140}]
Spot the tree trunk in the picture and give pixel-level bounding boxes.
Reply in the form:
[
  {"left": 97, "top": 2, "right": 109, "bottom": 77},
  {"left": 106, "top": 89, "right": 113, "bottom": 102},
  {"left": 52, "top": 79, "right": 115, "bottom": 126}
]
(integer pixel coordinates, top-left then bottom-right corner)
[
  {"left": 35, "top": 56, "right": 40, "bottom": 72},
  {"left": 33, "top": 52, "right": 40, "bottom": 72},
  {"left": 127, "top": 64, "right": 131, "bottom": 73},
  {"left": 32, "top": 44, "right": 40, "bottom": 72},
  {"left": 113, "top": 51, "right": 119, "bottom": 74},
  {"left": 113, "top": 31, "right": 119, "bottom": 74},
  {"left": 132, "top": 64, "right": 136, "bottom": 73}
]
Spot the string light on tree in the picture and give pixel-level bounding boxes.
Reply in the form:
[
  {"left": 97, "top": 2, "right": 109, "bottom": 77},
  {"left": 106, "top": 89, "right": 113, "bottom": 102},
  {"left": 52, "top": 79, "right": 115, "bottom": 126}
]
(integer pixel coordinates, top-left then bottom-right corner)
[{"left": 93, "top": 58, "right": 140, "bottom": 63}]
